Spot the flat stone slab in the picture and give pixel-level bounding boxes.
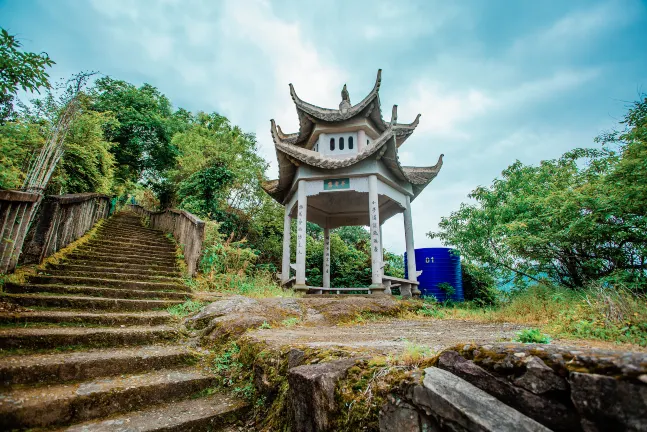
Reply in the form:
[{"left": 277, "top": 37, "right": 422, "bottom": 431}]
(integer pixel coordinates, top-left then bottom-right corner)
[
  {"left": 414, "top": 367, "right": 550, "bottom": 431},
  {"left": 0, "top": 345, "right": 194, "bottom": 385},
  {"left": 62, "top": 392, "right": 247, "bottom": 431},
  {"left": 248, "top": 319, "right": 527, "bottom": 355},
  {"left": 0, "top": 367, "right": 215, "bottom": 429}
]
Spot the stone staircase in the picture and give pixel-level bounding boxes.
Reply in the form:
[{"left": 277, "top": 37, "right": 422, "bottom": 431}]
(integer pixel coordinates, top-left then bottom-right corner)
[{"left": 0, "top": 212, "right": 246, "bottom": 431}]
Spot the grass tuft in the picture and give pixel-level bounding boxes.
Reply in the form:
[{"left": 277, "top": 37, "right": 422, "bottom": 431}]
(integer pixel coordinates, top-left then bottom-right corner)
[{"left": 167, "top": 299, "right": 206, "bottom": 318}]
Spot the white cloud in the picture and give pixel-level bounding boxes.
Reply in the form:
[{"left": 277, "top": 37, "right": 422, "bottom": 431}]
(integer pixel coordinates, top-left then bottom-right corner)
[{"left": 399, "top": 81, "right": 493, "bottom": 138}]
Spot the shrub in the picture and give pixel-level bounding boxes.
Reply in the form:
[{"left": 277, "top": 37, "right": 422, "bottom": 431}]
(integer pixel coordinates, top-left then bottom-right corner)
[
  {"left": 515, "top": 328, "right": 551, "bottom": 344},
  {"left": 168, "top": 299, "right": 206, "bottom": 318}
]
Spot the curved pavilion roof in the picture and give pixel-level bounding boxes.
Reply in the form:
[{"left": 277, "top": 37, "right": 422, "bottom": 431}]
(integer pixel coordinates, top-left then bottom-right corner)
[{"left": 262, "top": 70, "right": 443, "bottom": 204}]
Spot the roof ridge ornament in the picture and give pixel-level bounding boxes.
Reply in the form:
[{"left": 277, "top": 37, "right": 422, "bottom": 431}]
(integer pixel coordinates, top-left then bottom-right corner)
[
  {"left": 391, "top": 104, "right": 398, "bottom": 126},
  {"left": 339, "top": 84, "right": 351, "bottom": 112}
]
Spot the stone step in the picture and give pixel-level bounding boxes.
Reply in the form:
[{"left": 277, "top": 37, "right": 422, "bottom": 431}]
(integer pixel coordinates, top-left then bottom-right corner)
[
  {"left": 75, "top": 245, "right": 177, "bottom": 261},
  {"left": 0, "top": 367, "right": 215, "bottom": 429},
  {"left": 67, "top": 251, "right": 178, "bottom": 266},
  {"left": 47, "top": 262, "right": 182, "bottom": 277},
  {"left": 98, "top": 226, "right": 163, "bottom": 236},
  {"left": 86, "top": 238, "right": 175, "bottom": 251},
  {"left": 63, "top": 392, "right": 247, "bottom": 432},
  {"left": 4, "top": 283, "right": 191, "bottom": 301},
  {"left": 39, "top": 269, "right": 183, "bottom": 284},
  {"left": 2, "top": 293, "right": 182, "bottom": 311},
  {"left": 0, "top": 345, "right": 195, "bottom": 386},
  {"left": 0, "top": 311, "right": 172, "bottom": 326},
  {"left": 0, "top": 325, "right": 178, "bottom": 351},
  {"left": 25, "top": 275, "right": 187, "bottom": 292}
]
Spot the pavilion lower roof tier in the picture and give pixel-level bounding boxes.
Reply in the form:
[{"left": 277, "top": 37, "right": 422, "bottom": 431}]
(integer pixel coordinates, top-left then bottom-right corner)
[{"left": 261, "top": 121, "right": 443, "bottom": 204}]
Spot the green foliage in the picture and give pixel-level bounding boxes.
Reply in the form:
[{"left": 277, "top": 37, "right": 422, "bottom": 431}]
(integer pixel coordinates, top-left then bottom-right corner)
[
  {"left": 515, "top": 328, "right": 552, "bottom": 344},
  {"left": 54, "top": 108, "right": 116, "bottom": 194},
  {"left": 91, "top": 77, "right": 184, "bottom": 187},
  {"left": 167, "top": 299, "right": 207, "bottom": 318},
  {"left": 0, "top": 119, "right": 45, "bottom": 189},
  {"left": 430, "top": 96, "right": 647, "bottom": 290},
  {"left": 438, "top": 282, "right": 456, "bottom": 298},
  {"left": 281, "top": 317, "right": 300, "bottom": 327},
  {"left": 0, "top": 28, "right": 55, "bottom": 122},
  {"left": 259, "top": 321, "right": 272, "bottom": 329},
  {"left": 461, "top": 262, "right": 499, "bottom": 306}
]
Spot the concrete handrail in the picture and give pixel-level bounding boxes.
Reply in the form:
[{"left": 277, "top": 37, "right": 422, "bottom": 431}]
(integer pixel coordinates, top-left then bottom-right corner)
[{"left": 126, "top": 204, "right": 205, "bottom": 277}]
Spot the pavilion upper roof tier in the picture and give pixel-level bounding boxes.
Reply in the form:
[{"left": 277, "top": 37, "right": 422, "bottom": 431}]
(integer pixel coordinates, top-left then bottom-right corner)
[
  {"left": 283, "top": 69, "right": 421, "bottom": 149},
  {"left": 261, "top": 118, "right": 443, "bottom": 204}
]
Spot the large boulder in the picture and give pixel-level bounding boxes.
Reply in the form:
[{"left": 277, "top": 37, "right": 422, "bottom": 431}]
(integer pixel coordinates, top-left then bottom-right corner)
[
  {"left": 410, "top": 367, "right": 550, "bottom": 432},
  {"left": 436, "top": 351, "right": 579, "bottom": 431},
  {"left": 288, "top": 358, "right": 357, "bottom": 432},
  {"left": 570, "top": 372, "right": 647, "bottom": 432}
]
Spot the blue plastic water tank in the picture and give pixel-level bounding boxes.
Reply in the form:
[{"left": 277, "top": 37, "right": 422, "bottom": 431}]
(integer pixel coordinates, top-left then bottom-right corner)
[{"left": 404, "top": 247, "right": 463, "bottom": 301}]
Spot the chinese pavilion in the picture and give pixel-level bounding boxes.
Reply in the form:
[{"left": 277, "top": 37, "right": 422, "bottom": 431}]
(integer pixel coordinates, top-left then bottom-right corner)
[{"left": 262, "top": 70, "right": 443, "bottom": 295}]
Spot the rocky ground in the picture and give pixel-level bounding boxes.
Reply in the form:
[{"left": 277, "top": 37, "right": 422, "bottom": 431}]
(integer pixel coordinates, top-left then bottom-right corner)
[{"left": 186, "top": 294, "right": 646, "bottom": 356}]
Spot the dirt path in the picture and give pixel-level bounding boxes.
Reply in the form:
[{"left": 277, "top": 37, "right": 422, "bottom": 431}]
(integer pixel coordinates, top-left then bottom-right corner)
[
  {"left": 247, "top": 317, "right": 646, "bottom": 355},
  {"left": 248, "top": 319, "right": 527, "bottom": 355}
]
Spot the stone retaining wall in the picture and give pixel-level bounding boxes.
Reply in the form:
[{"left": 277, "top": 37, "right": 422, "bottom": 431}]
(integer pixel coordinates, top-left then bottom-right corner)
[{"left": 381, "top": 343, "right": 647, "bottom": 432}]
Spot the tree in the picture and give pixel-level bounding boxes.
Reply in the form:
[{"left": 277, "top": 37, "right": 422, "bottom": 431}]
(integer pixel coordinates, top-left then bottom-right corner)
[
  {"left": 0, "top": 28, "right": 55, "bottom": 123},
  {"left": 91, "top": 78, "right": 183, "bottom": 186},
  {"left": 429, "top": 97, "right": 647, "bottom": 290}
]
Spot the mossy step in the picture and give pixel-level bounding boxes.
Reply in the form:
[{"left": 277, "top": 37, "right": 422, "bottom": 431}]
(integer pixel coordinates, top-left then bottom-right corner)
[
  {"left": 5, "top": 283, "right": 192, "bottom": 301},
  {"left": 94, "top": 231, "right": 174, "bottom": 243},
  {"left": 0, "top": 311, "right": 172, "bottom": 326},
  {"left": 2, "top": 293, "right": 182, "bottom": 311},
  {"left": 0, "top": 325, "right": 178, "bottom": 351},
  {"left": 26, "top": 275, "right": 188, "bottom": 292},
  {"left": 83, "top": 240, "right": 175, "bottom": 253},
  {"left": 39, "top": 269, "right": 183, "bottom": 284},
  {"left": 65, "top": 252, "right": 179, "bottom": 267},
  {"left": 87, "top": 234, "right": 174, "bottom": 246},
  {"left": 70, "top": 249, "right": 177, "bottom": 262},
  {"left": 0, "top": 345, "right": 195, "bottom": 386},
  {"left": 0, "top": 367, "right": 214, "bottom": 429},
  {"left": 94, "top": 231, "right": 168, "bottom": 242},
  {"left": 76, "top": 245, "right": 177, "bottom": 260},
  {"left": 46, "top": 263, "right": 182, "bottom": 278},
  {"left": 64, "top": 392, "right": 247, "bottom": 432},
  {"left": 98, "top": 225, "right": 163, "bottom": 234}
]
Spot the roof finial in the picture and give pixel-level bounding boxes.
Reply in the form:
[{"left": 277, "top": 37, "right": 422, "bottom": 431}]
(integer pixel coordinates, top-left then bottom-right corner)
[{"left": 339, "top": 83, "right": 351, "bottom": 112}]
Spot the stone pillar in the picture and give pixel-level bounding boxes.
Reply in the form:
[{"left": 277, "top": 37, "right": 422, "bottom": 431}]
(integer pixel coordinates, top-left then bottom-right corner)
[
  {"left": 281, "top": 207, "right": 291, "bottom": 286},
  {"left": 368, "top": 175, "right": 384, "bottom": 293},
  {"left": 323, "top": 226, "right": 331, "bottom": 288},
  {"left": 295, "top": 180, "right": 308, "bottom": 291},
  {"left": 358, "top": 130, "right": 366, "bottom": 152},
  {"left": 404, "top": 195, "right": 420, "bottom": 295}
]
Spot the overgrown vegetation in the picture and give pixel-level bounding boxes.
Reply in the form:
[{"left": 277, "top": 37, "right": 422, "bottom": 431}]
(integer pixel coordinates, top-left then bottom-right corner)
[
  {"left": 515, "top": 328, "right": 551, "bottom": 344},
  {"left": 167, "top": 299, "right": 207, "bottom": 319}
]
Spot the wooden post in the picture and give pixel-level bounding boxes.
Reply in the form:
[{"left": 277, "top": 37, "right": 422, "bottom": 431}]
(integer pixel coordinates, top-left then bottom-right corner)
[
  {"left": 295, "top": 180, "right": 308, "bottom": 291},
  {"left": 368, "top": 175, "right": 384, "bottom": 293}
]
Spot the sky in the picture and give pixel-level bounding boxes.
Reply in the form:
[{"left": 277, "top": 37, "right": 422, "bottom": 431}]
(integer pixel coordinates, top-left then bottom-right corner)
[{"left": 2, "top": 0, "right": 647, "bottom": 254}]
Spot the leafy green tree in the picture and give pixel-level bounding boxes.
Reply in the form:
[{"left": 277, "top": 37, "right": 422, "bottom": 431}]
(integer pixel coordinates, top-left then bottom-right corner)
[
  {"left": 91, "top": 78, "right": 183, "bottom": 186},
  {"left": 429, "top": 97, "right": 647, "bottom": 289},
  {"left": 0, "top": 28, "right": 55, "bottom": 123}
]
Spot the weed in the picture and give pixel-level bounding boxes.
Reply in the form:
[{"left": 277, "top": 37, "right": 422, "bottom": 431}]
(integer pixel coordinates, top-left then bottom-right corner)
[
  {"left": 259, "top": 321, "right": 272, "bottom": 329},
  {"left": 515, "top": 328, "right": 551, "bottom": 344},
  {"left": 395, "top": 342, "right": 433, "bottom": 367},
  {"left": 167, "top": 299, "right": 206, "bottom": 318},
  {"left": 415, "top": 303, "right": 445, "bottom": 319},
  {"left": 281, "top": 317, "right": 300, "bottom": 327}
]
